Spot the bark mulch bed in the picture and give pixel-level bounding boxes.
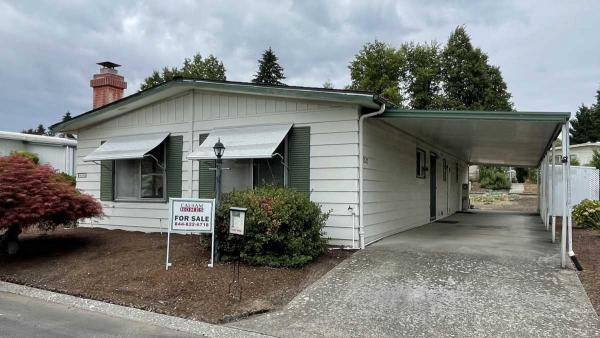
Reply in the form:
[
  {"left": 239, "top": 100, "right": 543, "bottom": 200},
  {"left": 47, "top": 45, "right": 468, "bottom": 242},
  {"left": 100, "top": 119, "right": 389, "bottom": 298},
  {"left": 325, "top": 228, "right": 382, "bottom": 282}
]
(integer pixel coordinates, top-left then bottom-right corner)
[
  {"left": 571, "top": 226, "right": 600, "bottom": 316},
  {"left": 0, "top": 227, "right": 352, "bottom": 323}
]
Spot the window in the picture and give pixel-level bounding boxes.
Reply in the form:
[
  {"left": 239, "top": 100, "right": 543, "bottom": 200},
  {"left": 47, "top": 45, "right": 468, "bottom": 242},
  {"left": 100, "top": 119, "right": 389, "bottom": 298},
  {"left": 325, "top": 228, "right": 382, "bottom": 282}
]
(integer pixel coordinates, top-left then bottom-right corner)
[
  {"left": 442, "top": 159, "right": 448, "bottom": 181},
  {"left": 115, "top": 144, "right": 165, "bottom": 200},
  {"left": 416, "top": 148, "right": 426, "bottom": 178},
  {"left": 253, "top": 141, "right": 286, "bottom": 188}
]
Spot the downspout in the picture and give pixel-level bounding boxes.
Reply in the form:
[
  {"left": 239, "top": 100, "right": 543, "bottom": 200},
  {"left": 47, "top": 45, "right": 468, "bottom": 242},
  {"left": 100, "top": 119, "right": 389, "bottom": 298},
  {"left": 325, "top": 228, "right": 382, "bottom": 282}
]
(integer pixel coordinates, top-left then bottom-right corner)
[
  {"left": 358, "top": 102, "right": 386, "bottom": 249},
  {"left": 564, "top": 120, "right": 583, "bottom": 270}
]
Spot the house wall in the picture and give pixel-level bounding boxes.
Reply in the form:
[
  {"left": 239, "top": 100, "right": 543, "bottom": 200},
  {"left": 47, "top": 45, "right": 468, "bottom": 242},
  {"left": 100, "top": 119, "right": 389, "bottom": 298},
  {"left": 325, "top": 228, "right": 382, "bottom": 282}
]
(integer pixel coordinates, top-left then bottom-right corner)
[
  {"left": 570, "top": 146, "right": 599, "bottom": 165},
  {"left": 0, "top": 138, "right": 76, "bottom": 174},
  {"left": 362, "top": 119, "right": 467, "bottom": 245},
  {"left": 75, "top": 90, "right": 361, "bottom": 245}
]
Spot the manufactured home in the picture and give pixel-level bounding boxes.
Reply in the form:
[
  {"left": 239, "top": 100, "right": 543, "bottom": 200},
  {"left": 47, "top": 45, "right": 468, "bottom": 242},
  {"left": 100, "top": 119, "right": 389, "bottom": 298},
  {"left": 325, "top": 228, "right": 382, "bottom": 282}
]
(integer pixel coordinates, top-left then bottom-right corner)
[
  {"left": 0, "top": 131, "right": 77, "bottom": 175},
  {"left": 51, "top": 63, "right": 569, "bottom": 248}
]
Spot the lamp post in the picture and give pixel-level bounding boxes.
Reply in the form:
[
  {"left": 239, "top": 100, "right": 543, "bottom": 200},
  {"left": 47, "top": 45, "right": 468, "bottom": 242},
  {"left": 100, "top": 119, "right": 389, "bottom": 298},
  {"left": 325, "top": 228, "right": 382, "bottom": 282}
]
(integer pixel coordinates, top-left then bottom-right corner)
[{"left": 213, "top": 138, "right": 225, "bottom": 263}]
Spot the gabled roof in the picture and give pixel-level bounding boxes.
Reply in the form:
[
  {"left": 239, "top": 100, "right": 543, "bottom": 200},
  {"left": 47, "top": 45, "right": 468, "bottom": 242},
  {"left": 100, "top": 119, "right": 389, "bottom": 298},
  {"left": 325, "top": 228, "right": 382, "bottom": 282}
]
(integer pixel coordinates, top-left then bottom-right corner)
[{"left": 51, "top": 78, "right": 391, "bottom": 132}]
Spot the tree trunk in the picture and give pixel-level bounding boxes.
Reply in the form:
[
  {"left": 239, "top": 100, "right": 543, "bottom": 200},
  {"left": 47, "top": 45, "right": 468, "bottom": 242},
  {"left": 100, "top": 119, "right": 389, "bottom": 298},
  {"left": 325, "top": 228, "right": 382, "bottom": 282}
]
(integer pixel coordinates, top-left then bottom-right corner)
[{"left": 1, "top": 224, "right": 21, "bottom": 255}]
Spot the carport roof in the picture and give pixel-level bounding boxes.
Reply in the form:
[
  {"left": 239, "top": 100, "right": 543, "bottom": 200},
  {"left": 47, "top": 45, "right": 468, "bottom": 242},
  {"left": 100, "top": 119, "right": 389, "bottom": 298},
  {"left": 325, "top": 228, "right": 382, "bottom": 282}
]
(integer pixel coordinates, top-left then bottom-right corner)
[{"left": 379, "top": 109, "right": 570, "bottom": 167}]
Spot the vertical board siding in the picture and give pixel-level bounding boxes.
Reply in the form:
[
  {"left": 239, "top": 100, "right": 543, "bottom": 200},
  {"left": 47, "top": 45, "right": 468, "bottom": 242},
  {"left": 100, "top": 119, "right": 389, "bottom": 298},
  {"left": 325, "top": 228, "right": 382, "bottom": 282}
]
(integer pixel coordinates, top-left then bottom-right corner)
[
  {"left": 362, "top": 119, "right": 467, "bottom": 245},
  {"left": 75, "top": 90, "right": 360, "bottom": 246}
]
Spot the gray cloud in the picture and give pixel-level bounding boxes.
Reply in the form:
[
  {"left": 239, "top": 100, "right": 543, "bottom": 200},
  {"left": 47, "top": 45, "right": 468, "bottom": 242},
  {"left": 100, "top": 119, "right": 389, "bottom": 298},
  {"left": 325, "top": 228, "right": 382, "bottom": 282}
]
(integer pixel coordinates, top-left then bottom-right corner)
[{"left": 0, "top": 0, "right": 599, "bottom": 131}]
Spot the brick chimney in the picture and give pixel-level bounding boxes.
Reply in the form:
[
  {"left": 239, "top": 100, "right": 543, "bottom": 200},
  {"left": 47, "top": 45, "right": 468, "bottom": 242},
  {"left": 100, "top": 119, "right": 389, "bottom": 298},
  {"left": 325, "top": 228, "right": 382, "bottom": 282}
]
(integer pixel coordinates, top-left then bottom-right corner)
[{"left": 90, "top": 61, "right": 127, "bottom": 109}]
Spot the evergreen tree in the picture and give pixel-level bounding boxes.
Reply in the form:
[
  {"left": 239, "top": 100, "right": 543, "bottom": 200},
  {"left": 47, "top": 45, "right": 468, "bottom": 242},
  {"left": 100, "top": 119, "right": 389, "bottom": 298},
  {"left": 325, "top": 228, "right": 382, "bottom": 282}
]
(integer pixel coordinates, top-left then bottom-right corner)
[
  {"left": 441, "top": 26, "right": 513, "bottom": 111},
  {"left": 252, "top": 47, "right": 286, "bottom": 86},
  {"left": 348, "top": 40, "right": 404, "bottom": 105},
  {"left": 570, "top": 89, "right": 600, "bottom": 144},
  {"left": 140, "top": 53, "right": 227, "bottom": 91},
  {"left": 323, "top": 80, "right": 334, "bottom": 89},
  {"left": 588, "top": 150, "right": 600, "bottom": 170},
  {"left": 62, "top": 111, "right": 72, "bottom": 121}
]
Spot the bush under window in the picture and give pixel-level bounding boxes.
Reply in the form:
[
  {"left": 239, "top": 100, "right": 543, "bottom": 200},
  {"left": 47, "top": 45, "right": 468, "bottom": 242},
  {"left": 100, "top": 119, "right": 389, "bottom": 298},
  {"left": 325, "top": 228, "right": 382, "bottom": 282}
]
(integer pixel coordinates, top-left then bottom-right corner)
[
  {"left": 572, "top": 199, "right": 600, "bottom": 229},
  {"left": 216, "top": 186, "right": 328, "bottom": 267}
]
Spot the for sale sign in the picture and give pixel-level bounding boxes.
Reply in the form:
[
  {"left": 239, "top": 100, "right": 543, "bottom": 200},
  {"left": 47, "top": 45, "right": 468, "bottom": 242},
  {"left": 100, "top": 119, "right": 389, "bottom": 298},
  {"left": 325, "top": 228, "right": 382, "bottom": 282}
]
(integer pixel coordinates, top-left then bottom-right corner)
[
  {"left": 169, "top": 198, "right": 214, "bottom": 232},
  {"left": 167, "top": 198, "right": 216, "bottom": 269}
]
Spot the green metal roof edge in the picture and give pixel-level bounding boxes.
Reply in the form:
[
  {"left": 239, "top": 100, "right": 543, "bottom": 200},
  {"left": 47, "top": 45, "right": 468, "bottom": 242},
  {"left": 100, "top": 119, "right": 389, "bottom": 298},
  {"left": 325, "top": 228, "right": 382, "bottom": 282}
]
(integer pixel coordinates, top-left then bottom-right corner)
[
  {"left": 380, "top": 109, "right": 570, "bottom": 122},
  {"left": 51, "top": 78, "right": 384, "bottom": 132}
]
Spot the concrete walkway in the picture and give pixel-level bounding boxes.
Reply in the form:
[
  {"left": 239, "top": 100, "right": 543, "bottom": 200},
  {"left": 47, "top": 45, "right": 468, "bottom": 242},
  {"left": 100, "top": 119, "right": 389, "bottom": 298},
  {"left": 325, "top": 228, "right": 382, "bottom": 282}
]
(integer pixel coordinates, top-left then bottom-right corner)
[{"left": 229, "top": 211, "right": 600, "bottom": 337}]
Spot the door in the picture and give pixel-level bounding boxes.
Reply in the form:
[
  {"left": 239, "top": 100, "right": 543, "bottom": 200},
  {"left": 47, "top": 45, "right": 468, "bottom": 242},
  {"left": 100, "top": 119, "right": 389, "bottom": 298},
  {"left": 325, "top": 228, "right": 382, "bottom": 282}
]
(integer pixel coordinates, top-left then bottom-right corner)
[{"left": 430, "top": 153, "right": 437, "bottom": 220}]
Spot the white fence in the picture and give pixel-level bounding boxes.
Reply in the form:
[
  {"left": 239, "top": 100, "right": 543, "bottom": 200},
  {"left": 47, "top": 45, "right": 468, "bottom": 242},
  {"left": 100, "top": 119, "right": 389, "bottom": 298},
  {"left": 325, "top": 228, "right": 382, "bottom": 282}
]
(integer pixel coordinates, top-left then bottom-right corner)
[{"left": 549, "top": 165, "right": 599, "bottom": 216}]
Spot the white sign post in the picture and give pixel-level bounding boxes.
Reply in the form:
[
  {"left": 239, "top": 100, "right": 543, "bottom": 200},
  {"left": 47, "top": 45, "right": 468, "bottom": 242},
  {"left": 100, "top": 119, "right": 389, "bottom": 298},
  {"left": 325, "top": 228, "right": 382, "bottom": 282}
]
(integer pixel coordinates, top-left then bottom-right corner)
[{"left": 166, "top": 198, "right": 215, "bottom": 270}]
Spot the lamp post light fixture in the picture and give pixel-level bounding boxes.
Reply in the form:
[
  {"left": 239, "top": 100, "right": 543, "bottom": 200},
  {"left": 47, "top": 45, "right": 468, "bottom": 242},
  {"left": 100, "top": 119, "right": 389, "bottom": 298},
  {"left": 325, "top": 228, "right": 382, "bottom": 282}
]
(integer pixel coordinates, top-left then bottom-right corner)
[{"left": 212, "top": 138, "right": 225, "bottom": 263}]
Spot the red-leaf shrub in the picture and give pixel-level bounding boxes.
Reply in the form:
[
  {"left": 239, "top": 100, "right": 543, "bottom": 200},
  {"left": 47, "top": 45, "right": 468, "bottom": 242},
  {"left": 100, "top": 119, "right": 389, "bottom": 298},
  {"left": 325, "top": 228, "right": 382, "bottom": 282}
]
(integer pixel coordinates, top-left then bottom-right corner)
[{"left": 0, "top": 155, "right": 103, "bottom": 232}]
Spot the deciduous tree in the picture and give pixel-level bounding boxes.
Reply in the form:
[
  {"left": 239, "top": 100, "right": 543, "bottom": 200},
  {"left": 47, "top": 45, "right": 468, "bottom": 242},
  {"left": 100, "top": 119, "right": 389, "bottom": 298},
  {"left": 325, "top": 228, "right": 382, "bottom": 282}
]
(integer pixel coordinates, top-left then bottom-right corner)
[
  {"left": 140, "top": 53, "right": 227, "bottom": 91},
  {"left": 0, "top": 156, "right": 103, "bottom": 254},
  {"left": 348, "top": 40, "right": 404, "bottom": 105}
]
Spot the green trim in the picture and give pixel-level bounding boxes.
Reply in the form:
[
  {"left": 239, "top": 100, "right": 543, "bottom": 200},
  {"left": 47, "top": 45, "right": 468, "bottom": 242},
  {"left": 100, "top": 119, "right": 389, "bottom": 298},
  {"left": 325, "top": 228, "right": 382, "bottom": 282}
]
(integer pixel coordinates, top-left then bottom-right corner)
[
  {"left": 51, "top": 78, "right": 384, "bottom": 132},
  {"left": 100, "top": 160, "right": 114, "bottom": 201},
  {"left": 288, "top": 126, "right": 311, "bottom": 194},
  {"left": 166, "top": 135, "right": 183, "bottom": 198},
  {"left": 380, "top": 109, "right": 570, "bottom": 122}
]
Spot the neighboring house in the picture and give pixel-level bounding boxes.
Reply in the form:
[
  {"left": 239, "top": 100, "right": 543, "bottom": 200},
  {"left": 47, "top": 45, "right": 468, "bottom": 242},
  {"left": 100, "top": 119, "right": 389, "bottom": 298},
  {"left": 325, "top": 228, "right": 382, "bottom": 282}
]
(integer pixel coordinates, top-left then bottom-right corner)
[
  {"left": 0, "top": 131, "right": 77, "bottom": 175},
  {"left": 552, "top": 142, "right": 600, "bottom": 166},
  {"left": 50, "top": 62, "right": 568, "bottom": 248}
]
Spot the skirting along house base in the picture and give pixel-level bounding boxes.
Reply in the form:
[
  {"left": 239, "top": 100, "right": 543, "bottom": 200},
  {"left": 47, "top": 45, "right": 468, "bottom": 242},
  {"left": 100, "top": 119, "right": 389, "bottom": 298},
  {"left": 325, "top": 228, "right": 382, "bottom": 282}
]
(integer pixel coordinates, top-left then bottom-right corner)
[{"left": 51, "top": 65, "right": 570, "bottom": 249}]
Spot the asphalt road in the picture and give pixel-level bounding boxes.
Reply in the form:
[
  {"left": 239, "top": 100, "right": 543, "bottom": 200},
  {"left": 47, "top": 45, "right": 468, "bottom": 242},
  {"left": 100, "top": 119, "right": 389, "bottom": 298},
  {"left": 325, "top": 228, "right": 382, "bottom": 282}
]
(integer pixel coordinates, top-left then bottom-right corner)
[{"left": 0, "top": 291, "right": 194, "bottom": 338}]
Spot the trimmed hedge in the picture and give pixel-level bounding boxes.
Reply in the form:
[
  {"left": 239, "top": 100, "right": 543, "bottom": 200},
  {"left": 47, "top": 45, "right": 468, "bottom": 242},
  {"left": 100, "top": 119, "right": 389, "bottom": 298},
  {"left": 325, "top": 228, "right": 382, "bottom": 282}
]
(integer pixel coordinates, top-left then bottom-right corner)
[{"left": 216, "top": 186, "right": 328, "bottom": 267}]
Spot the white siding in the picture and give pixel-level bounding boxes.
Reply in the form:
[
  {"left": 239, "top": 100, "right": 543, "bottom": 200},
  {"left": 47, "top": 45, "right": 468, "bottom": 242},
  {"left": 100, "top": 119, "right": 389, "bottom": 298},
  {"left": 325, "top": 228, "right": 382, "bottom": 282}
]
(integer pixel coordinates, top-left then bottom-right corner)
[
  {"left": 76, "top": 92, "right": 195, "bottom": 232},
  {"left": 75, "top": 90, "right": 360, "bottom": 245},
  {"left": 0, "top": 139, "right": 76, "bottom": 174},
  {"left": 362, "top": 119, "right": 468, "bottom": 245}
]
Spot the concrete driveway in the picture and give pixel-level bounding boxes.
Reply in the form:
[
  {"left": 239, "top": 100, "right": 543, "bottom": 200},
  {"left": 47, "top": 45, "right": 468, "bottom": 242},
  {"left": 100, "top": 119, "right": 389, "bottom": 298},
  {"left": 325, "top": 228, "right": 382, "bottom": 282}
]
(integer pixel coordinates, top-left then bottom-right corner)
[{"left": 229, "top": 211, "right": 600, "bottom": 337}]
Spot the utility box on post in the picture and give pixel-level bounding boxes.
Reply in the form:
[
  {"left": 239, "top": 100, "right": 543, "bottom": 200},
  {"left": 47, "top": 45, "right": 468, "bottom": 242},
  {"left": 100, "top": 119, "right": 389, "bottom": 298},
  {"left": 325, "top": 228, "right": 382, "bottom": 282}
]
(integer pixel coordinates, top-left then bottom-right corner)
[{"left": 461, "top": 183, "right": 470, "bottom": 211}]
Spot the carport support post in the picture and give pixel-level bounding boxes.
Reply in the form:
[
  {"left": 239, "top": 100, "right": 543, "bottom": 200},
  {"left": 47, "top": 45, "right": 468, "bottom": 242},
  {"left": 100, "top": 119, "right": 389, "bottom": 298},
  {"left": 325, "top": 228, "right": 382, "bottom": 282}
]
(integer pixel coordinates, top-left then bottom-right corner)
[
  {"left": 551, "top": 144, "right": 556, "bottom": 243},
  {"left": 560, "top": 122, "right": 569, "bottom": 268}
]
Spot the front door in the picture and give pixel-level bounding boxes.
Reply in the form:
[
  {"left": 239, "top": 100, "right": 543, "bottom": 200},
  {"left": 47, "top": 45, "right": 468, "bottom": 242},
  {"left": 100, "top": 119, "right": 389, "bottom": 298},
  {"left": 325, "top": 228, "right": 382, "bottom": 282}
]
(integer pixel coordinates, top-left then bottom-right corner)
[{"left": 430, "top": 153, "right": 437, "bottom": 220}]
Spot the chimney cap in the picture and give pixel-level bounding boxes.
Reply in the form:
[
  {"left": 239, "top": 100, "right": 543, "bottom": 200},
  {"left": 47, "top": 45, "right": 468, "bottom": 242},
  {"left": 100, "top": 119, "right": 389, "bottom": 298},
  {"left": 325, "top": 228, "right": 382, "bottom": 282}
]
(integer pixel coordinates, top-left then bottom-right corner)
[{"left": 97, "top": 61, "right": 121, "bottom": 69}]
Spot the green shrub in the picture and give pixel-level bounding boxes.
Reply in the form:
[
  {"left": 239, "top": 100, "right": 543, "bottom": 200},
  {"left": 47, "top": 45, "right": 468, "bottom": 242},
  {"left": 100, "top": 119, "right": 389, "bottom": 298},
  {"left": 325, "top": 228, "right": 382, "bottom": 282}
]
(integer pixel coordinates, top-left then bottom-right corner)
[
  {"left": 572, "top": 199, "right": 600, "bottom": 229},
  {"left": 216, "top": 186, "right": 329, "bottom": 267},
  {"left": 588, "top": 150, "right": 600, "bottom": 170},
  {"left": 56, "top": 172, "right": 76, "bottom": 186},
  {"left": 479, "top": 166, "right": 511, "bottom": 190},
  {"left": 10, "top": 150, "right": 39, "bottom": 164}
]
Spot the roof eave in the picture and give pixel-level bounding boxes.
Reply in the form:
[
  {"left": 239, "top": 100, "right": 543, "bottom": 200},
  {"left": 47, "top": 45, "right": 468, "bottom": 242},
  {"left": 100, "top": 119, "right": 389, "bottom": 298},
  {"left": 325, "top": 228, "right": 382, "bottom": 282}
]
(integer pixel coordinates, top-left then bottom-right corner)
[{"left": 51, "top": 78, "right": 381, "bottom": 132}]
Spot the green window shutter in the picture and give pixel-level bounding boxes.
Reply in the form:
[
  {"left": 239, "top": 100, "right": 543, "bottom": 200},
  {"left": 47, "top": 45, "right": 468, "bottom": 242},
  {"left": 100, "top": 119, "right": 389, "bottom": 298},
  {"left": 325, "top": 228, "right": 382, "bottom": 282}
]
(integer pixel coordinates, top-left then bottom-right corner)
[
  {"left": 288, "top": 126, "right": 310, "bottom": 194},
  {"left": 166, "top": 135, "right": 183, "bottom": 198},
  {"left": 198, "top": 134, "right": 215, "bottom": 198},
  {"left": 100, "top": 160, "right": 114, "bottom": 201}
]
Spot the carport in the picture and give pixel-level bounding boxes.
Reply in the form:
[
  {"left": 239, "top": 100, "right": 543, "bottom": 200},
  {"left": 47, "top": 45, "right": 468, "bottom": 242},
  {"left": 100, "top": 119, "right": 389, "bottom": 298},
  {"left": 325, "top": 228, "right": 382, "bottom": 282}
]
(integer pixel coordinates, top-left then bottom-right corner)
[{"left": 373, "top": 109, "right": 573, "bottom": 267}]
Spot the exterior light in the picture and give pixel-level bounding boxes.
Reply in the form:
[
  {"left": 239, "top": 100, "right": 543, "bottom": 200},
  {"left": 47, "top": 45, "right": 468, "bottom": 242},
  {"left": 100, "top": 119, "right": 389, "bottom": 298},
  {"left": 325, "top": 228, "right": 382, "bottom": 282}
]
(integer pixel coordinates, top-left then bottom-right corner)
[{"left": 213, "top": 138, "right": 225, "bottom": 159}]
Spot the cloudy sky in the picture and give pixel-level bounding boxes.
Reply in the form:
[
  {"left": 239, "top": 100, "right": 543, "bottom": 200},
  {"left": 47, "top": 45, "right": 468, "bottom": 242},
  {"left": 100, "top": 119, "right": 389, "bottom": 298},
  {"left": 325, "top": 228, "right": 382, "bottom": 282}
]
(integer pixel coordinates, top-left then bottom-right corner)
[{"left": 1, "top": 0, "right": 599, "bottom": 132}]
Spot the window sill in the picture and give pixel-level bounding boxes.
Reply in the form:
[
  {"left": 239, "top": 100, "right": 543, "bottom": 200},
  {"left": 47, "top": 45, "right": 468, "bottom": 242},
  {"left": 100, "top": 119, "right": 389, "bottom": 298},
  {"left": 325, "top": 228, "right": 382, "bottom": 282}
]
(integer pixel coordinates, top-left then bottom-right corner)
[{"left": 113, "top": 198, "right": 168, "bottom": 203}]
